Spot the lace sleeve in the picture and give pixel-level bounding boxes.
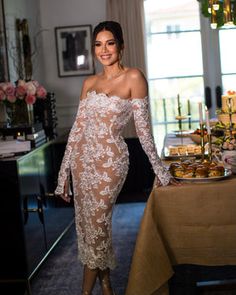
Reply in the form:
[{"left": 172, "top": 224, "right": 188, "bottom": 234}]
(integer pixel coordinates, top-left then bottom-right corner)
[
  {"left": 54, "top": 99, "right": 86, "bottom": 195},
  {"left": 131, "top": 97, "right": 172, "bottom": 186}
]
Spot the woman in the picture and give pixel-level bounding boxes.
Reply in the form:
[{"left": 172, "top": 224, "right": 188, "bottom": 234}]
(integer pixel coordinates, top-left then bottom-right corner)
[{"left": 55, "top": 21, "right": 178, "bottom": 295}]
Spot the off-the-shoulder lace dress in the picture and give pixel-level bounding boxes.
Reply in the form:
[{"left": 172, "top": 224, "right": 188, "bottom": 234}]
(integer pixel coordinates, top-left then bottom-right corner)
[{"left": 55, "top": 91, "right": 171, "bottom": 270}]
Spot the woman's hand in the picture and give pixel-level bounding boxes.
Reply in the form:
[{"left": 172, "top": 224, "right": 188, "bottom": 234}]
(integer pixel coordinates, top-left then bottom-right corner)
[
  {"left": 168, "top": 177, "right": 181, "bottom": 186},
  {"left": 154, "top": 176, "right": 181, "bottom": 187},
  {"left": 153, "top": 176, "right": 162, "bottom": 188},
  {"left": 60, "top": 178, "right": 71, "bottom": 203}
]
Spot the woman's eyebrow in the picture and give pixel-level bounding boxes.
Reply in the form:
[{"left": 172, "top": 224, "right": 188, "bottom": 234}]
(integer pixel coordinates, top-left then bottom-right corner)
[{"left": 95, "top": 39, "right": 116, "bottom": 43}]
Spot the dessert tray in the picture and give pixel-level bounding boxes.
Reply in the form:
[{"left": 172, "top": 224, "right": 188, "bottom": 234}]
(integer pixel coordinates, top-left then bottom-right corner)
[
  {"left": 163, "top": 145, "right": 203, "bottom": 160},
  {"left": 174, "top": 169, "right": 232, "bottom": 183}
]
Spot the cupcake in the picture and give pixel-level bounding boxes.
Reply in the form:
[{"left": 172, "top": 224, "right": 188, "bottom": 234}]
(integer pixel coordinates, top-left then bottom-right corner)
[
  {"left": 174, "top": 166, "right": 185, "bottom": 178},
  {"left": 208, "top": 165, "right": 225, "bottom": 177},
  {"left": 183, "top": 166, "right": 195, "bottom": 178},
  {"left": 195, "top": 166, "right": 208, "bottom": 178},
  {"left": 169, "top": 162, "right": 181, "bottom": 175}
]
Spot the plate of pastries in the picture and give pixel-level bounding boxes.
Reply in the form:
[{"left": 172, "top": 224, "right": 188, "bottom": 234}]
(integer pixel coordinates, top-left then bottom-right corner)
[
  {"left": 164, "top": 144, "right": 202, "bottom": 159},
  {"left": 169, "top": 159, "right": 232, "bottom": 182}
]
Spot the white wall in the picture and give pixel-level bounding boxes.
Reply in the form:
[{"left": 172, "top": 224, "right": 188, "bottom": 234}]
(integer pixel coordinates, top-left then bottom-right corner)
[{"left": 39, "top": 0, "right": 106, "bottom": 130}]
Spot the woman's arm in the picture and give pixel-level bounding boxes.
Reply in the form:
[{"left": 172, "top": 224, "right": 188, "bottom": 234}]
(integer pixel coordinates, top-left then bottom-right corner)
[
  {"left": 129, "top": 69, "right": 172, "bottom": 186},
  {"left": 54, "top": 99, "right": 87, "bottom": 195},
  {"left": 54, "top": 79, "right": 91, "bottom": 196}
]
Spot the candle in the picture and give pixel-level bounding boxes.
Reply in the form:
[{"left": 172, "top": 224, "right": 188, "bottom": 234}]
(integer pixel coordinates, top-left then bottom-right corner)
[
  {"left": 198, "top": 102, "right": 203, "bottom": 125},
  {"left": 177, "top": 94, "right": 181, "bottom": 116},
  {"left": 187, "top": 99, "right": 191, "bottom": 129},
  {"left": 205, "top": 109, "right": 211, "bottom": 135},
  {"left": 187, "top": 99, "right": 191, "bottom": 116}
]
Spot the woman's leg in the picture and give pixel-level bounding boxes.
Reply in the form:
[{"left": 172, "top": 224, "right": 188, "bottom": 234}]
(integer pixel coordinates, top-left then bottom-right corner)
[
  {"left": 81, "top": 265, "right": 99, "bottom": 295},
  {"left": 98, "top": 268, "right": 114, "bottom": 295}
]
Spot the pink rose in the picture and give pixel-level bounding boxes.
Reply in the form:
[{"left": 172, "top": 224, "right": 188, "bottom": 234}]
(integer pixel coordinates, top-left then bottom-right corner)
[
  {"left": 7, "top": 95, "right": 17, "bottom": 103},
  {"left": 0, "top": 82, "right": 10, "bottom": 92},
  {"left": 5, "top": 83, "right": 15, "bottom": 96},
  {"left": 25, "top": 93, "right": 36, "bottom": 104},
  {"left": 32, "top": 80, "right": 40, "bottom": 88},
  {"left": 36, "top": 85, "right": 47, "bottom": 98},
  {"left": 0, "top": 90, "right": 6, "bottom": 101},
  {"left": 17, "top": 79, "right": 26, "bottom": 87},
  {"left": 16, "top": 85, "right": 27, "bottom": 98},
  {"left": 26, "top": 81, "right": 37, "bottom": 95},
  {"left": 0, "top": 83, "right": 5, "bottom": 91}
]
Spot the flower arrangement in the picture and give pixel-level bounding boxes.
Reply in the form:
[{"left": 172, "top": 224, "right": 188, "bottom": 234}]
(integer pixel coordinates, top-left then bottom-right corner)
[
  {"left": 0, "top": 80, "right": 47, "bottom": 105},
  {"left": 0, "top": 80, "right": 47, "bottom": 126}
]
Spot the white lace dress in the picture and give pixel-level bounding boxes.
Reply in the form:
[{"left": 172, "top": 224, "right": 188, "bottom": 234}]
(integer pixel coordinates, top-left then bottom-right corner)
[{"left": 55, "top": 91, "right": 171, "bottom": 270}]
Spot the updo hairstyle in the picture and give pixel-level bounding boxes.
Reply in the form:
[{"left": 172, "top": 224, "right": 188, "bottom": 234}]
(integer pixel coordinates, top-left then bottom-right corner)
[{"left": 92, "top": 21, "right": 124, "bottom": 54}]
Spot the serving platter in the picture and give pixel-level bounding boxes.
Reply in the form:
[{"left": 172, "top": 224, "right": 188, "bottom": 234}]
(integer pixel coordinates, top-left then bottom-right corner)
[
  {"left": 164, "top": 153, "right": 201, "bottom": 160},
  {"left": 163, "top": 146, "right": 203, "bottom": 160},
  {"left": 172, "top": 129, "right": 194, "bottom": 137},
  {"left": 174, "top": 169, "right": 232, "bottom": 183}
]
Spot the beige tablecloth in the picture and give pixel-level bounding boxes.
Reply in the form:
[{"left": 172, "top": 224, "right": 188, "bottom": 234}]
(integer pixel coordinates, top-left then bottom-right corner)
[{"left": 125, "top": 177, "right": 236, "bottom": 295}]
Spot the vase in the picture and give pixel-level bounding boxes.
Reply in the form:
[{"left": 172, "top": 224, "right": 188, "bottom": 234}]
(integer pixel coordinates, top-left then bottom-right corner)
[{"left": 5, "top": 100, "right": 34, "bottom": 126}]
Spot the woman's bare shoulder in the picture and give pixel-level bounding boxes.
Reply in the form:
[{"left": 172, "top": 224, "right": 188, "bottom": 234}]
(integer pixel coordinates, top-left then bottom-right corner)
[
  {"left": 84, "top": 75, "right": 98, "bottom": 88},
  {"left": 125, "top": 68, "right": 148, "bottom": 99},
  {"left": 125, "top": 67, "right": 146, "bottom": 80},
  {"left": 80, "top": 75, "right": 98, "bottom": 99}
]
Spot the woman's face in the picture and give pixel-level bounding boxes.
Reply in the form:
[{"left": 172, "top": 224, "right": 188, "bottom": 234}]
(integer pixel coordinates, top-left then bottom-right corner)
[{"left": 94, "top": 30, "right": 120, "bottom": 66}]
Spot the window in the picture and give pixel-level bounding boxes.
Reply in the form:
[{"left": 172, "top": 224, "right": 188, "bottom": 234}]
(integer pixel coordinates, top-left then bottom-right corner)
[
  {"left": 144, "top": 0, "right": 236, "bottom": 152},
  {"left": 144, "top": 0, "right": 204, "bottom": 149},
  {"left": 219, "top": 28, "right": 236, "bottom": 92}
]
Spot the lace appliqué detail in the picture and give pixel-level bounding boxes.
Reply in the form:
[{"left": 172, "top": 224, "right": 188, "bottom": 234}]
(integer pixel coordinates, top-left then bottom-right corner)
[
  {"left": 55, "top": 92, "right": 171, "bottom": 270},
  {"left": 131, "top": 97, "right": 172, "bottom": 186},
  {"left": 55, "top": 99, "right": 87, "bottom": 195}
]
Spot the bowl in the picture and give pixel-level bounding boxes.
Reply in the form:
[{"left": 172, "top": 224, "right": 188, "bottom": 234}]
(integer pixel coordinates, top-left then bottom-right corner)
[{"left": 189, "top": 133, "right": 208, "bottom": 144}]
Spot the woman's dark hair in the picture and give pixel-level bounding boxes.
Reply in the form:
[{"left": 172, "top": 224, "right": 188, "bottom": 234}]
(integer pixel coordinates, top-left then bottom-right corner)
[{"left": 92, "top": 21, "right": 124, "bottom": 53}]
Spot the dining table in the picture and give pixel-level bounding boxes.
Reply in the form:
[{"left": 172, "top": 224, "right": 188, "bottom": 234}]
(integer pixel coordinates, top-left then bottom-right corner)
[{"left": 125, "top": 132, "right": 236, "bottom": 295}]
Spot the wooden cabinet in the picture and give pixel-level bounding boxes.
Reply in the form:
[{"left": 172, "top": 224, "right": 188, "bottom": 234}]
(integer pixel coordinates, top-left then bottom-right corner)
[{"left": 0, "top": 139, "right": 74, "bottom": 294}]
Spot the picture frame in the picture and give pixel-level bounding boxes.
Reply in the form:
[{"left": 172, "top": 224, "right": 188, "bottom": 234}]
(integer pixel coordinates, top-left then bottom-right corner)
[
  {"left": 0, "top": 0, "right": 9, "bottom": 82},
  {"left": 55, "top": 25, "right": 94, "bottom": 77}
]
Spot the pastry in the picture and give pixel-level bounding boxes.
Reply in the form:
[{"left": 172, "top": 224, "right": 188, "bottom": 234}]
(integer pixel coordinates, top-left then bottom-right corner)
[
  {"left": 208, "top": 165, "right": 225, "bottom": 177},
  {"left": 178, "top": 146, "right": 187, "bottom": 155},
  {"left": 169, "top": 159, "right": 225, "bottom": 179},
  {"left": 194, "top": 146, "right": 201, "bottom": 154},
  {"left": 195, "top": 166, "right": 208, "bottom": 178},
  {"left": 181, "top": 160, "right": 193, "bottom": 169},
  {"left": 186, "top": 145, "right": 195, "bottom": 154},
  {"left": 169, "top": 146, "right": 179, "bottom": 155},
  {"left": 169, "top": 162, "right": 181, "bottom": 174},
  {"left": 173, "top": 166, "right": 185, "bottom": 178},
  {"left": 183, "top": 166, "right": 194, "bottom": 178}
]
